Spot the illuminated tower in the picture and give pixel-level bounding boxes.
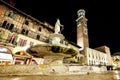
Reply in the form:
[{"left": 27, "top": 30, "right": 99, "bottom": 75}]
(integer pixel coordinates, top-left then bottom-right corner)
[{"left": 76, "top": 9, "right": 89, "bottom": 50}]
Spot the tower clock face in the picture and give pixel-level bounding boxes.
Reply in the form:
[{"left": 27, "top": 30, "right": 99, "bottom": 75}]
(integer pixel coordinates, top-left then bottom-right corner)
[{"left": 83, "top": 27, "right": 88, "bottom": 35}]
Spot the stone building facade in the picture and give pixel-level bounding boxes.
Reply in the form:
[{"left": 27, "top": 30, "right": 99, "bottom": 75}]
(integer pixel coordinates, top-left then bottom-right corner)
[
  {"left": 0, "top": 0, "right": 56, "bottom": 65},
  {"left": 0, "top": 0, "right": 54, "bottom": 53},
  {"left": 95, "top": 46, "right": 112, "bottom": 66},
  {"left": 84, "top": 47, "right": 108, "bottom": 66}
]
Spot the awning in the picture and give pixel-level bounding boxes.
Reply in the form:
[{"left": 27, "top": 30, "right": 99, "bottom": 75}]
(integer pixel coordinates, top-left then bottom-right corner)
[{"left": 0, "top": 53, "right": 13, "bottom": 61}]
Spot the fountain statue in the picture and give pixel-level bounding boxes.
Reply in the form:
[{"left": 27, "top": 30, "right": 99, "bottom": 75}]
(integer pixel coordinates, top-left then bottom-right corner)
[{"left": 54, "top": 19, "right": 63, "bottom": 34}]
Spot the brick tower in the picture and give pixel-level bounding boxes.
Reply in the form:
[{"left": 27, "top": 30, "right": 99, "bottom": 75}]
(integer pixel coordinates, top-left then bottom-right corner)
[{"left": 76, "top": 9, "right": 89, "bottom": 50}]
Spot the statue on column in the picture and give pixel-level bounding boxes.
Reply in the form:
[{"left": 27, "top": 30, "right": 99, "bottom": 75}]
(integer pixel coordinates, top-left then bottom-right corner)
[
  {"left": 50, "top": 18, "right": 64, "bottom": 45},
  {"left": 54, "top": 19, "right": 64, "bottom": 34}
]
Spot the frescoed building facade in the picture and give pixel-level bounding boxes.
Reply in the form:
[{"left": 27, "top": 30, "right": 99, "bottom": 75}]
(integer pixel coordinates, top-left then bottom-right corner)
[{"left": 0, "top": 0, "right": 54, "bottom": 53}]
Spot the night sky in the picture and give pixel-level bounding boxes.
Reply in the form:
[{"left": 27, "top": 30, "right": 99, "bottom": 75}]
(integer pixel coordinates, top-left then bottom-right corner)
[{"left": 4, "top": 0, "right": 120, "bottom": 54}]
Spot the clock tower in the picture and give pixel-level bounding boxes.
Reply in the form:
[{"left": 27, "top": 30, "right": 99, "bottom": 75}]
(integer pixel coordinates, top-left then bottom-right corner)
[{"left": 76, "top": 9, "right": 89, "bottom": 50}]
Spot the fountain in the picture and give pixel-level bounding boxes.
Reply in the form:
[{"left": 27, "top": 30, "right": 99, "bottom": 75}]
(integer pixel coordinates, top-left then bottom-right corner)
[{"left": 27, "top": 19, "right": 78, "bottom": 66}]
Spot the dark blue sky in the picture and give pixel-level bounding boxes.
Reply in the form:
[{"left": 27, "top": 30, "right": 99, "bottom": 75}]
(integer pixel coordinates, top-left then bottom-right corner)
[{"left": 4, "top": 0, "right": 120, "bottom": 54}]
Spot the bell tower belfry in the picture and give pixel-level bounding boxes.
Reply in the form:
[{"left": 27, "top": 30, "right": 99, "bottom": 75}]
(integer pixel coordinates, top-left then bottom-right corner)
[{"left": 76, "top": 9, "right": 89, "bottom": 50}]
